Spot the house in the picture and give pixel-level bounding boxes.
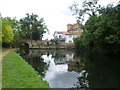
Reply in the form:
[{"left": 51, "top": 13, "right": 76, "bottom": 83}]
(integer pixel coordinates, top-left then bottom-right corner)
[
  {"left": 53, "top": 31, "right": 73, "bottom": 43},
  {"left": 53, "top": 23, "right": 83, "bottom": 43},
  {"left": 53, "top": 52, "right": 76, "bottom": 65},
  {"left": 67, "top": 23, "right": 83, "bottom": 37}
]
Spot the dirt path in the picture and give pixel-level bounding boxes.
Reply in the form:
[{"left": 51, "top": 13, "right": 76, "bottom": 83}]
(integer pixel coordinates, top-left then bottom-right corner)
[
  {"left": 0, "top": 49, "right": 11, "bottom": 60},
  {"left": 2, "top": 50, "right": 11, "bottom": 58}
]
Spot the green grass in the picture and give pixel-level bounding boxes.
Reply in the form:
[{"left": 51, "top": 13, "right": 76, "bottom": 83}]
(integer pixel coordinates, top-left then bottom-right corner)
[
  {"left": 2, "top": 48, "right": 8, "bottom": 52},
  {"left": 2, "top": 51, "right": 50, "bottom": 88}
]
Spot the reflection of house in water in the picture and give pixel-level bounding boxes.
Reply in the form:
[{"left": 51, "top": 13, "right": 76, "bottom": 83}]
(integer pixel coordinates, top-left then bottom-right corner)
[
  {"left": 53, "top": 52, "right": 84, "bottom": 72},
  {"left": 53, "top": 52, "right": 77, "bottom": 65},
  {"left": 67, "top": 60, "right": 84, "bottom": 72}
]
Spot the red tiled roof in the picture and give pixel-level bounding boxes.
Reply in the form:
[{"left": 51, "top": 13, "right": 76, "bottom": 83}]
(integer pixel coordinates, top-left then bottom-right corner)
[{"left": 54, "top": 31, "right": 72, "bottom": 35}]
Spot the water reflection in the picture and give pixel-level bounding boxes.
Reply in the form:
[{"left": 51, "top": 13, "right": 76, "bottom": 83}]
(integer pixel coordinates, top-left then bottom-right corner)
[
  {"left": 17, "top": 49, "right": 84, "bottom": 88},
  {"left": 42, "top": 54, "right": 84, "bottom": 88},
  {"left": 17, "top": 49, "right": 120, "bottom": 88},
  {"left": 17, "top": 50, "right": 50, "bottom": 78},
  {"left": 75, "top": 51, "right": 120, "bottom": 88}
]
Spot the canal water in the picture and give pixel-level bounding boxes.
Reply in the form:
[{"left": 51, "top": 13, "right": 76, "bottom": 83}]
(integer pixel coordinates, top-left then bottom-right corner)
[{"left": 17, "top": 49, "right": 120, "bottom": 88}]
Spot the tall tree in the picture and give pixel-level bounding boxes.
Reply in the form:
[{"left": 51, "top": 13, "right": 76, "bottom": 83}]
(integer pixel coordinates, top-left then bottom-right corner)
[
  {"left": 71, "top": 1, "right": 120, "bottom": 53},
  {"left": 20, "top": 13, "right": 48, "bottom": 41}
]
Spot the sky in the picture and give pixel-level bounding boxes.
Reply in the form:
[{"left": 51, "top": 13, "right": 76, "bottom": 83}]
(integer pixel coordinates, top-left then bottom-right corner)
[{"left": 0, "top": 0, "right": 119, "bottom": 40}]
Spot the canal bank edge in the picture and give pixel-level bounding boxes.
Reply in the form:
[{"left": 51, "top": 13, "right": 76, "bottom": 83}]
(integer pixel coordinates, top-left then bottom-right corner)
[{"left": 2, "top": 51, "right": 50, "bottom": 88}]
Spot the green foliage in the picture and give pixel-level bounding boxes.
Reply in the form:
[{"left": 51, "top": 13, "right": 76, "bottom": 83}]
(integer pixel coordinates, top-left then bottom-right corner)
[
  {"left": 2, "top": 51, "right": 49, "bottom": 88},
  {"left": 2, "top": 18, "right": 14, "bottom": 45},
  {"left": 1, "top": 17, "right": 21, "bottom": 47},
  {"left": 20, "top": 13, "right": 48, "bottom": 41},
  {"left": 1, "top": 14, "right": 48, "bottom": 48},
  {"left": 3, "top": 17, "right": 20, "bottom": 31},
  {"left": 51, "top": 38, "right": 60, "bottom": 45},
  {"left": 85, "top": 4, "right": 120, "bottom": 52},
  {"left": 72, "top": 1, "right": 120, "bottom": 53},
  {"left": 0, "top": 17, "right": 1, "bottom": 32},
  {"left": 75, "top": 50, "right": 120, "bottom": 88},
  {"left": 70, "top": 0, "right": 99, "bottom": 23},
  {"left": 10, "top": 17, "right": 21, "bottom": 41},
  {"left": 73, "top": 37, "right": 81, "bottom": 49}
]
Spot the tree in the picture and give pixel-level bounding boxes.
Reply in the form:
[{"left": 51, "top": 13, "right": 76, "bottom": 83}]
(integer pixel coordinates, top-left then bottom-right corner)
[
  {"left": 2, "top": 17, "right": 14, "bottom": 47},
  {"left": 71, "top": 1, "right": 120, "bottom": 53},
  {"left": 0, "top": 15, "right": 2, "bottom": 46},
  {"left": 20, "top": 13, "right": 48, "bottom": 41},
  {"left": 69, "top": 0, "right": 99, "bottom": 24},
  {"left": 1, "top": 17, "right": 21, "bottom": 47},
  {"left": 51, "top": 38, "right": 60, "bottom": 45}
]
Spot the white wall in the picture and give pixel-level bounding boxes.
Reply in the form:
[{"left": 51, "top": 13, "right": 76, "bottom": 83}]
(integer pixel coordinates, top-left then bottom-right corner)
[
  {"left": 66, "top": 53, "right": 74, "bottom": 62},
  {"left": 54, "top": 33, "right": 66, "bottom": 39},
  {"left": 54, "top": 32, "right": 79, "bottom": 43},
  {"left": 65, "top": 35, "right": 73, "bottom": 43}
]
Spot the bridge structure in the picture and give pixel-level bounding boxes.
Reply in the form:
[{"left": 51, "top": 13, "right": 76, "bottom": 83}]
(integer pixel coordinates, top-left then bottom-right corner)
[
  {"left": 17, "top": 40, "right": 75, "bottom": 49},
  {"left": 17, "top": 40, "right": 40, "bottom": 48}
]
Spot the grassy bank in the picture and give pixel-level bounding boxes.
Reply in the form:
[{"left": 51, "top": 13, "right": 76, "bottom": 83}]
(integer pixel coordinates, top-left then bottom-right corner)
[{"left": 2, "top": 51, "right": 49, "bottom": 88}]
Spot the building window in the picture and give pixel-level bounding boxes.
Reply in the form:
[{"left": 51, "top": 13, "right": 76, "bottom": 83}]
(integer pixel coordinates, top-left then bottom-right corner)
[
  {"left": 68, "top": 35, "right": 72, "bottom": 37},
  {"left": 74, "top": 29, "right": 78, "bottom": 32},
  {"left": 59, "top": 35, "right": 64, "bottom": 39},
  {"left": 74, "top": 35, "right": 78, "bottom": 38}
]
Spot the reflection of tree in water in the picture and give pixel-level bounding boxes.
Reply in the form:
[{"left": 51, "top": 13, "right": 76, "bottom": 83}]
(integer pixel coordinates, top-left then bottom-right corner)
[
  {"left": 18, "top": 49, "right": 50, "bottom": 78},
  {"left": 87, "top": 55, "right": 120, "bottom": 88},
  {"left": 74, "top": 70, "right": 88, "bottom": 88},
  {"left": 17, "top": 48, "right": 29, "bottom": 56},
  {"left": 70, "top": 57, "right": 88, "bottom": 88},
  {"left": 17, "top": 49, "right": 120, "bottom": 88},
  {"left": 74, "top": 51, "right": 120, "bottom": 88},
  {"left": 25, "top": 56, "right": 50, "bottom": 78}
]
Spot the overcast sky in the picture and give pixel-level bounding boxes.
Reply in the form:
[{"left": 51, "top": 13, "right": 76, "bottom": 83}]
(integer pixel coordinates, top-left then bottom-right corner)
[{"left": 0, "top": 0, "right": 119, "bottom": 40}]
